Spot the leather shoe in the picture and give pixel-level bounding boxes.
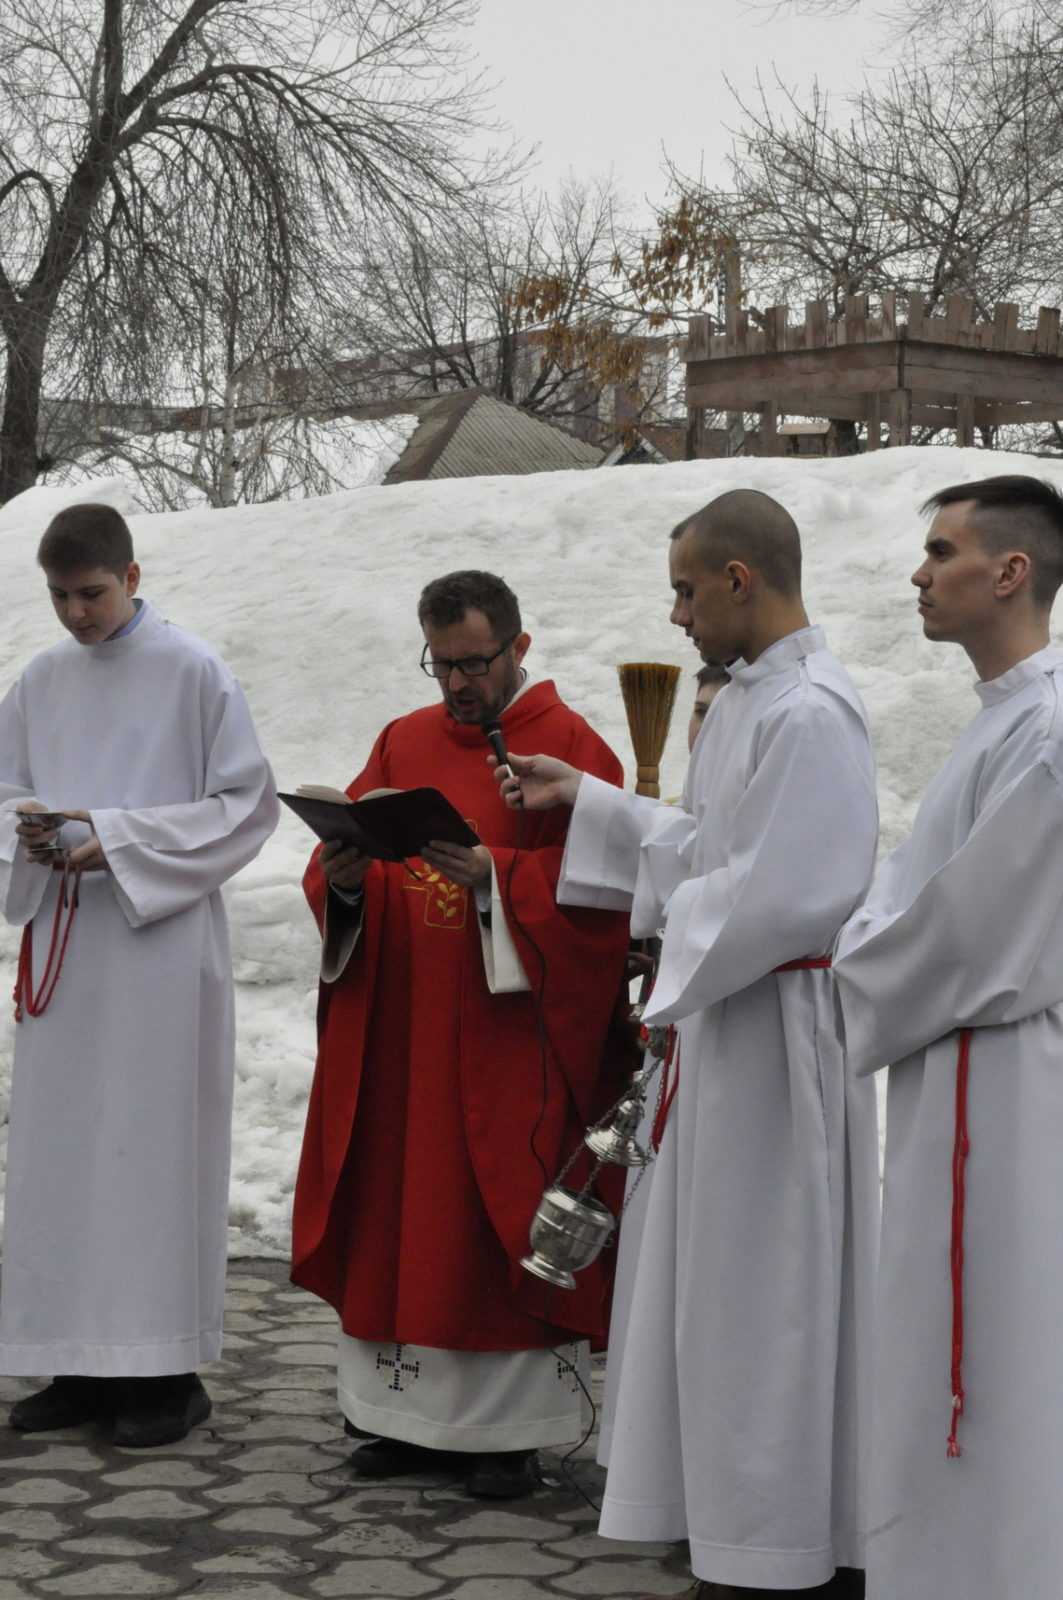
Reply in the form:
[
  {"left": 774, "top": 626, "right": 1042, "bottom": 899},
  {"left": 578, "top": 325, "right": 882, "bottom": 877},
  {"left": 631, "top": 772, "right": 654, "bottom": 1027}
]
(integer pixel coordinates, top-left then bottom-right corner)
[
  {"left": 343, "top": 1417, "right": 378, "bottom": 1440},
  {"left": 350, "top": 1436, "right": 462, "bottom": 1478},
  {"left": 112, "top": 1374, "right": 211, "bottom": 1448},
  {"left": 465, "top": 1449, "right": 539, "bottom": 1500},
  {"left": 10, "top": 1377, "right": 114, "bottom": 1432}
]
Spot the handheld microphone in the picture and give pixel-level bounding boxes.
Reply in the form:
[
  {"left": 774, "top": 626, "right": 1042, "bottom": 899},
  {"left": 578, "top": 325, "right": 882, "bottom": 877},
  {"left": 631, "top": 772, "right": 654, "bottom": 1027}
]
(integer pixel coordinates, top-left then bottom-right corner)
[
  {"left": 483, "top": 718, "right": 510, "bottom": 775},
  {"left": 484, "top": 718, "right": 523, "bottom": 806}
]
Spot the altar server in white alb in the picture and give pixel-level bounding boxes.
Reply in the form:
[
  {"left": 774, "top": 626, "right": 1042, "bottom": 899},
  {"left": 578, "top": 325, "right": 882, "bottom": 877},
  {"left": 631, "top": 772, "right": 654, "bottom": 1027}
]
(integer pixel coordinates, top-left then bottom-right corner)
[
  {"left": 500, "top": 490, "right": 880, "bottom": 1599},
  {"left": 834, "top": 474, "right": 1063, "bottom": 1600},
  {"left": 0, "top": 503, "right": 278, "bottom": 1447}
]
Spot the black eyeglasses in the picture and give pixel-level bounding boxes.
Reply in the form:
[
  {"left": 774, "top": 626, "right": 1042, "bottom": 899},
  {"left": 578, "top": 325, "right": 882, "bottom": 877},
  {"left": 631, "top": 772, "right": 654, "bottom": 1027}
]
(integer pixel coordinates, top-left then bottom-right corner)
[{"left": 420, "top": 636, "right": 517, "bottom": 680}]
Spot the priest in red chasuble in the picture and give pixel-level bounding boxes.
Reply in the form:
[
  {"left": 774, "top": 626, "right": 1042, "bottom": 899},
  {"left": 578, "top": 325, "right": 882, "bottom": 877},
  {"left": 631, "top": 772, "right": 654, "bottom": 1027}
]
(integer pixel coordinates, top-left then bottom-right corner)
[{"left": 291, "top": 570, "right": 632, "bottom": 1500}]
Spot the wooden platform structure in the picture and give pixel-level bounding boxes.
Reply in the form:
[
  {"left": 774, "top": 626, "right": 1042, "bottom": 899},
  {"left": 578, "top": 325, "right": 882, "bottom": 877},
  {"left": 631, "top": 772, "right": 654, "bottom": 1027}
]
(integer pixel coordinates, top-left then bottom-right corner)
[{"left": 684, "top": 292, "right": 1063, "bottom": 454}]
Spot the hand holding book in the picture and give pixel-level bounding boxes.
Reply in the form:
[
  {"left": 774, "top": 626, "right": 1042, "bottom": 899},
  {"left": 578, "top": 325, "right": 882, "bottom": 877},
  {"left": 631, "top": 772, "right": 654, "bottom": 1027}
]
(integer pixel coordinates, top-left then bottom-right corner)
[{"left": 279, "top": 784, "right": 480, "bottom": 863}]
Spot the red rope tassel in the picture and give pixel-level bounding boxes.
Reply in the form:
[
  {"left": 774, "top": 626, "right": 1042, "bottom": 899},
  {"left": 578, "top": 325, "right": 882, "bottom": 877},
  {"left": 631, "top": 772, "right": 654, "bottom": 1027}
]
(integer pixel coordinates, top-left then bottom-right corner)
[
  {"left": 774, "top": 956, "right": 833, "bottom": 971},
  {"left": 650, "top": 1025, "right": 679, "bottom": 1152},
  {"left": 947, "top": 1027, "right": 973, "bottom": 1459},
  {"left": 13, "top": 863, "right": 82, "bottom": 1022}
]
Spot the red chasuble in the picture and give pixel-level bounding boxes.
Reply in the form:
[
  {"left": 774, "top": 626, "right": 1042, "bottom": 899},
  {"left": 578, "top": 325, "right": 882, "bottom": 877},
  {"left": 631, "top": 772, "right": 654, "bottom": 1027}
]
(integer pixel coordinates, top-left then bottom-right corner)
[{"left": 291, "top": 682, "right": 633, "bottom": 1351}]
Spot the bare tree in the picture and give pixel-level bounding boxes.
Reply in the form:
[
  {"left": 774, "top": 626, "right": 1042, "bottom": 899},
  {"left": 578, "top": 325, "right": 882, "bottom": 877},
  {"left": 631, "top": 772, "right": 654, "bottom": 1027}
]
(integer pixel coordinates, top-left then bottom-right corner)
[
  {"left": 629, "top": 11, "right": 1063, "bottom": 329},
  {"left": 330, "top": 180, "right": 665, "bottom": 442},
  {"left": 0, "top": 0, "right": 495, "bottom": 504}
]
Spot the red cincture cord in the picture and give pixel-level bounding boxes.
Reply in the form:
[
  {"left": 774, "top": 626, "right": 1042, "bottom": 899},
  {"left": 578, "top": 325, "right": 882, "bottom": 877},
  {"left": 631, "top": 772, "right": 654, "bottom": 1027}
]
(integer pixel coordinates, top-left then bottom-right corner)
[
  {"left": 13, "top": 862, "right": 82, "bottom": 1022},
  {"left": 650, "top": 1025, "right": 679, "bottom": 1152},
  {"left": 947, "top": 1027, "right": 973, "bottom": 1459},
  {"left": 645, "top": 957, "right": 832, "bottom": 1151}
]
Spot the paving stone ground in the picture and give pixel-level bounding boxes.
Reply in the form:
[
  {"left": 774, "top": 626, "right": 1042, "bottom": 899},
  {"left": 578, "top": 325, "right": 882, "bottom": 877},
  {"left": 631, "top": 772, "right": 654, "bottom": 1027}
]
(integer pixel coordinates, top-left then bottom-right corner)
[{"left": 0, "top": 1260, "right": 690, "bottom": 1599}]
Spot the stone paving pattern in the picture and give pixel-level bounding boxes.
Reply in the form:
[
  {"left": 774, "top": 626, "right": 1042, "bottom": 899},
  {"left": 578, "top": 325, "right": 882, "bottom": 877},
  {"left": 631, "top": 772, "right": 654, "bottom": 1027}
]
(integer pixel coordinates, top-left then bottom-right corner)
[{"left": 0, "top": 1261, "right": 689, "bottom": 1598}]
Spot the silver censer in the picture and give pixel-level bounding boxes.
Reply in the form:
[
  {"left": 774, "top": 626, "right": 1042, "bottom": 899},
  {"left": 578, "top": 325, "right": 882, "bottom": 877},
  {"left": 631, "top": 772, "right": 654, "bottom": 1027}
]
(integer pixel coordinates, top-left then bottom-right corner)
[{"left": 520, "top": 1031, "right": 669, "bottom": 1291}]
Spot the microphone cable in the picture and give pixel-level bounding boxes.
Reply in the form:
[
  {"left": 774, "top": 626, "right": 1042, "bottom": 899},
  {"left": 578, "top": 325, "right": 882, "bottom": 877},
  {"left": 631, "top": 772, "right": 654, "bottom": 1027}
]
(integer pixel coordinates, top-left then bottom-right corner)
[{"left": 485, "top": 719, "right": 605, "bottom": 1503}]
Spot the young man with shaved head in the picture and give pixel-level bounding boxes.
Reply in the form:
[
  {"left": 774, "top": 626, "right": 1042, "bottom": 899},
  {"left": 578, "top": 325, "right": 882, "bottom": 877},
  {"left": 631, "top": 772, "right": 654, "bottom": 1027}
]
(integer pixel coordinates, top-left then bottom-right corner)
[
  {"left": 499, "top": 489, "right": 880, "bottom": 1598},
  {"left": 833, "top": 475, "right": 1063, "bottom": 1600}
]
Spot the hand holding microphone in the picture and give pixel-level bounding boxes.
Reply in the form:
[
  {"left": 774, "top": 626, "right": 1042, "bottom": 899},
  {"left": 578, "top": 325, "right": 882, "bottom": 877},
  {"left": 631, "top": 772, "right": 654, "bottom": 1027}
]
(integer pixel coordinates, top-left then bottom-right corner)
[{"left": 486, "top": 739, "right": 583, "bottom": 811}]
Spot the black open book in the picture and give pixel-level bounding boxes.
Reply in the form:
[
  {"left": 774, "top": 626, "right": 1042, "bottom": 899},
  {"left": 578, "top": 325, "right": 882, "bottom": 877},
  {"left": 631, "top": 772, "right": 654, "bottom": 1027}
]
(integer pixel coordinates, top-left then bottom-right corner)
[{"left": 278, "top": 785, "right": 479, "bottom": 862}]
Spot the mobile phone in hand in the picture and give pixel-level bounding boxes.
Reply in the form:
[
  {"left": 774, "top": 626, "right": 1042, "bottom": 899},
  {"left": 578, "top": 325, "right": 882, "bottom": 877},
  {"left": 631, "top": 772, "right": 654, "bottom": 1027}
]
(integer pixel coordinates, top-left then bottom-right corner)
[{"left": 16, "top": 811, "right": 65, "bottom": 830}]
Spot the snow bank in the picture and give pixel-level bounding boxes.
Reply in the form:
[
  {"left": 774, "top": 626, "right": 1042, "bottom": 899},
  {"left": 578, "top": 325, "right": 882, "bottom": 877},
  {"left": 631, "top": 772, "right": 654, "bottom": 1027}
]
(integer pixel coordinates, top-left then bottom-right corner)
[
  {"left": 0, "top": 447, "right": 1056, "bottom": 1255},
  {"left": 0, "top": 474, "right": 145, "bottom": 533}
]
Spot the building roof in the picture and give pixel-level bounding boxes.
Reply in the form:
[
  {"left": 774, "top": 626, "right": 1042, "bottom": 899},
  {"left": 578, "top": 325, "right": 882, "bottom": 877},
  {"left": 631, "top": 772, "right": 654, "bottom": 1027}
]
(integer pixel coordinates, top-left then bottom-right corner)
[
  {"left": 600, "top": 422, "right": 687, "bottom": 466},
  {"left": 383, "top": 390, "right": 603, "bottom": 484}
]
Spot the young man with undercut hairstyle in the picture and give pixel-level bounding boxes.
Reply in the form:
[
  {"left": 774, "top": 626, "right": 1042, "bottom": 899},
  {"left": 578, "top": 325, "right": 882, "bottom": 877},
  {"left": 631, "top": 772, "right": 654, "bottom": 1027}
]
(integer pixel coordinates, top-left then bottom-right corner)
[
  {"left": 0, "top": 502, "right": 278, "bottom": 1446},
  {"left": 834, "top": 474, "right": 1063, "bottom": 1600},
  {"left": 291, "top": 569, "right": 632, "bottom": 1501},
  {"left": 499, "top": 490, "right": 880, "bottom": 1598}
]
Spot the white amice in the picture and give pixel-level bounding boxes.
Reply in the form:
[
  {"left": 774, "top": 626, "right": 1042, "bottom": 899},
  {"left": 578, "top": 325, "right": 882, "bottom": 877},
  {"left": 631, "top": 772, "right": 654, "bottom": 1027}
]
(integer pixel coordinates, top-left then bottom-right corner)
[
  {"left": 559, "top": 627, "right": 881, "bottom": 1591},
  {"left": 834, "top": 645, "right": 1063, "bottom": 1600},
  {"left": 338, "top": 1335, "right": 590, "bottom": 1451},
  {"left": 0, "top": 603, "right": 278, "bottom": 1376}
]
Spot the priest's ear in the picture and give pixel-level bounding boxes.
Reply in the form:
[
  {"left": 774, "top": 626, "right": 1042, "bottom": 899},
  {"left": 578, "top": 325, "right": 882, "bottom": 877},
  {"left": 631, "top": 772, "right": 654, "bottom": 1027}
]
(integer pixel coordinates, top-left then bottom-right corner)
[{"left": 512, "top": 631, "right": 532, "bottom": 667}]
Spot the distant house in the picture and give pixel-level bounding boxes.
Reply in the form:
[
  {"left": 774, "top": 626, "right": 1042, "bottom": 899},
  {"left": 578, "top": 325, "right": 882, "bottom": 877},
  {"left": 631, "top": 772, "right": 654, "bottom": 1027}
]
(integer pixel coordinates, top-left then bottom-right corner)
[{"left": 382, "top": 390, "right": 603, "bottom": 483}]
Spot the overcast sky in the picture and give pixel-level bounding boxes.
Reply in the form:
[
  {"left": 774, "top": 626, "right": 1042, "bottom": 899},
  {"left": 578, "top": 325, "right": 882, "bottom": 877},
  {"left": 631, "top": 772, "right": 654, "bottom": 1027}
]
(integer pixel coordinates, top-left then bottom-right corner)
[{"left": 472, "top": 0, "right": 893, "bottom": 217}]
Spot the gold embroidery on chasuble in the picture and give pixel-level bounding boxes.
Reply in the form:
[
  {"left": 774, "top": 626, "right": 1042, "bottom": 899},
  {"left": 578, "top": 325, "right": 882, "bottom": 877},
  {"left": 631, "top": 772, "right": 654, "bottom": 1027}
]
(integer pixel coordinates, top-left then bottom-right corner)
[{"left": 401, "top": 817, "right": 477, "bottom": 929}]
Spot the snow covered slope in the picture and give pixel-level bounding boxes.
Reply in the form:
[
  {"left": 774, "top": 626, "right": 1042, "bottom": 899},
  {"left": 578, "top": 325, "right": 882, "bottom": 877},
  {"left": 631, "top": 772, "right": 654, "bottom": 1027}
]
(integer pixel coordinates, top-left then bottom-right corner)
[{"left": 0, "top": 448, "right": 1056, "bottom": 1255}]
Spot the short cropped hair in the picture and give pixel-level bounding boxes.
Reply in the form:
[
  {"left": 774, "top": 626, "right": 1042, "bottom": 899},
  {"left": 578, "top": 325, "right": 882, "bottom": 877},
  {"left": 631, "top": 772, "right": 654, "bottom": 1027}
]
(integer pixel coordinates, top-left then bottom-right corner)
[
  {"left": 418, "top": 570, "right": 522, "bottom": 640},
  {"left": 38, "top": 504, "right": 135, "bottom": 577},
  {"left": 696, "top": 663, "right": 730, "bottom": 689},
  {"left": 921, "top": 475, "right": 1063, "bottom": 609},
  {"left": 671, "top": 489, "right": 802, "bottom": 597}
]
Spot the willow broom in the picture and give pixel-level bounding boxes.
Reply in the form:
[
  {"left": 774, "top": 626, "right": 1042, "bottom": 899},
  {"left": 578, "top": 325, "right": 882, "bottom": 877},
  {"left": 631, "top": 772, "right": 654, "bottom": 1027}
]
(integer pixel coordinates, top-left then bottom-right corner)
[{"left": 618, "top": 662, "right": 682, "bottom": 797}]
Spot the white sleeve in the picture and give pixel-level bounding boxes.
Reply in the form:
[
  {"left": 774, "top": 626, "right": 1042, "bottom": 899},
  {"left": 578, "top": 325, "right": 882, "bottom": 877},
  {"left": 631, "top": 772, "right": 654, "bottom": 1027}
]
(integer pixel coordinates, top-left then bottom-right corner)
[
  {"left": 0, "top": 680, "right": 53, "bottom": 927},
  {"left": 91, "top": 676, "right": 280, "bottom": 929},
  {"left": 558, "top": 772, "right": 693, "bottom": 926},
  {"left": 320, "top": 888, "right": 365, "bottom": 983},
  {"left": 644, "top": 697, "right": 877, "bottom": 1025},
  {"left": 478, "top": 857, "right": 530, "bottom": 994},
  {"left": 835, "top": 756, "right": 1063, "bottom": 1074}
]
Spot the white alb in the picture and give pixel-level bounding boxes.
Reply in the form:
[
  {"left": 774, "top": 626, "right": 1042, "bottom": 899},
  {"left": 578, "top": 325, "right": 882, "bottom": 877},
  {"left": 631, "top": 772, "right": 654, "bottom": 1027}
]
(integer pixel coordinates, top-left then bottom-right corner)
[
  {"left": 0, "top": 602, "right": 278, "bottom": 1376},
  {"left": 834, "top": 643, "right": 1063, "bottom": 1600},
  {"left": 559, "top": 625, "right": 881, "bottom": 1590}
]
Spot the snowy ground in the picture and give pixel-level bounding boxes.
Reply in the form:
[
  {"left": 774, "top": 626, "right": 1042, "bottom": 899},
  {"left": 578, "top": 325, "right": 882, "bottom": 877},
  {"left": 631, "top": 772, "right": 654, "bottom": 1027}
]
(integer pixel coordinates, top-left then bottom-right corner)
[{"left": 0, "top": 446, "right": 1058, "bottom": 1257}]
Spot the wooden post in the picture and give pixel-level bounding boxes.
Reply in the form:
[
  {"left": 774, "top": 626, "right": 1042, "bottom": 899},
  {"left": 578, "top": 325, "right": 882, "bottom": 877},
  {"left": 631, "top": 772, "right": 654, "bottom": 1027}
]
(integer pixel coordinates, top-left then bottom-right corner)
[
  {"left": 955, "top": 393, "right": 975, "bottom": 447},
  {"left": 888, "top": 389, "right": 912, "bottom": 447},
  {"left": 908, "top": 292, "right": 926, "bottom": 340},
  {"left": 759, "top": 400, "right": 779, "bottom": 454},
  {"left": 685, "top": 315, "right": 712, "bottom": 458},
  {"left": 866, "top": 392, "right": 881, "bottom": 451},
  {"left": 993, "top": 302, "right": 1020, "bottom": 351},
  {"left": 1035, "top": 306, "right": 1061, "bottom": 356},
  {"left": 880, "top": 292, "right": 897, "bottom": 341}
]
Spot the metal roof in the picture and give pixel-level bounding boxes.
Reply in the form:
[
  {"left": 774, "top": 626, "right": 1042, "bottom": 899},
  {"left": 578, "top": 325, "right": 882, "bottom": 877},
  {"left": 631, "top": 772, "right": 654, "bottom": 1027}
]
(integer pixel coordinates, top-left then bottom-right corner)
[{"left": 384, "top": 390, "right": 603, "bottom": 483}]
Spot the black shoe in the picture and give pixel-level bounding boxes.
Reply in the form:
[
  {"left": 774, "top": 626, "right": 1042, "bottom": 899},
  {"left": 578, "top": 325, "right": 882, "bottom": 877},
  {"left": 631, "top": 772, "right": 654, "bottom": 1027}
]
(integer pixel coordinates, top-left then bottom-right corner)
[
  {"left": 465, "top": 1448, "right": 539, "bottom": 1500},
  {"left": 10, "top": 1376, "right": 114, "bottom": 1433},
  {"left": 111, "top": 1374, "right": 212, "bottom": 1448},
  {"left": 350, "top": 1436, "right": 462, "bottom": 1479},
  {"left": 343, "top": 1417, "right": 378, "bottom": 1440}
]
